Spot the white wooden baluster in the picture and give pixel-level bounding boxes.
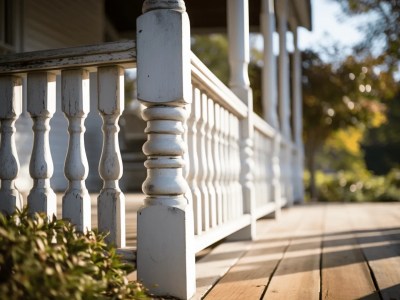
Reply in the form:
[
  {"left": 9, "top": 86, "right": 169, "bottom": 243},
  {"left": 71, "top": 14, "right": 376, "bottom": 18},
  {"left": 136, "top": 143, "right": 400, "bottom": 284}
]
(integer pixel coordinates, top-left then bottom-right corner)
[
  {"left": 263, "top": 136, "right": 269, "bottom": 202},
  {"left": 213, "top": 103, "right": 222, "bottom": 225},
  {"left": 136, "top": 1, "right": 195, "bottom": 297},
  {"left": 0, "top": 76, "right": 23, "bottom": 214},
  {"left": 267, "top": 137, "right": 273, "bottom": 203},
  {"left": 253, "top": 131, "right": 260, "bottom": 207},
  {"left": 220, "top": 108, "right": 228, "bottom": 223},
  {"left": 234, "top": 116, "right": 243, "bottom": 218},
  {"left": 27, "top": 72, "right": 56, "bottom": 217},
  {"left": 188, "top": 87, "right": 202, "bottom": 235},
  {"left": 225, "top": 110, "right": 233, "bottom": 220},
  {"left": 228, "top": 111, "right": 235, "bottom": 220},
  {"left": 258, "top": 133, "right": 264, "bottom": 204},
  {"left": 231, "top": 114, "right": 240, "bottom": 219},
  {"left": 206, "top": 97, "right": 216, "bottom": 227},
  {"left": 198, "top": 92, "right": 209, "bottom": 231},
  {"left": 61, "top": 69, "right": 91, "bottom": 232},
  {"left": 183, "top": 99, "right": 190, "bottom": 191},
  {"left": 260, "top": 134, "right": 266, "bottom": 205},
  {"left": 272, "top": 133, "right": 282, "bottom": 216},
  {"left": 97, "top": 66, "right": 125, "bottom": 247}
]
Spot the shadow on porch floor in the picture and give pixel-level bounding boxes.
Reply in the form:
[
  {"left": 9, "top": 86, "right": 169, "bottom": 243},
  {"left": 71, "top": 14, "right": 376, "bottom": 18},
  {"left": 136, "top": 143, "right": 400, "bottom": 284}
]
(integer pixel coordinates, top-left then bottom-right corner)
[{"left": 36, "top": 194, "right": 400, "bottom": 299}]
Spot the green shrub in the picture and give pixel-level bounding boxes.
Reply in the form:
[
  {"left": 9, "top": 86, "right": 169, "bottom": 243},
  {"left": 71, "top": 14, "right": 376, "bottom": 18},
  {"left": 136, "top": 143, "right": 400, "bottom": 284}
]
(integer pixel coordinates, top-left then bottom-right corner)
[
  {"left": 0, "top": 208, "right": 148, "bottom": 300},
  {"left": 310, "top": 169, "right": 400, "bottom": 202}
]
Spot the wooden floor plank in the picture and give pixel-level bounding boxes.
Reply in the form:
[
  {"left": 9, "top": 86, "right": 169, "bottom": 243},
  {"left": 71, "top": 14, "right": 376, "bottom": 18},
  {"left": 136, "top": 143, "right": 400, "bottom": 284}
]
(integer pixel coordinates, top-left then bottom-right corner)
[
  {"left": 262, "top": 205, "right": 324, "bottom": 300},
  {"left": 348, "top": 203, "right": 400, "bottom": 300},
  {"left": 203, "top": 207, "right": 306, "bottom": 300},
  {"left": 195, "top": 240, "right": 252, "bottom": 299},
  {"left": 321, "top": 204, "right": 379, "bottom": 300}
]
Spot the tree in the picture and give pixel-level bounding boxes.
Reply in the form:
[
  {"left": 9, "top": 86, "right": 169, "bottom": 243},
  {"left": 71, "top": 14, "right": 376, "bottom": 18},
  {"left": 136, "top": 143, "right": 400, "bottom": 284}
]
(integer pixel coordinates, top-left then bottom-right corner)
[
  {"left": 302, "top": 50, "right": 388, "bottom": 200},
  {"left": 334, "top": 0, "right": 400, "bottom": 71},
  {"left": 334, "top": 0, "right": 400, "bottom": 175}
]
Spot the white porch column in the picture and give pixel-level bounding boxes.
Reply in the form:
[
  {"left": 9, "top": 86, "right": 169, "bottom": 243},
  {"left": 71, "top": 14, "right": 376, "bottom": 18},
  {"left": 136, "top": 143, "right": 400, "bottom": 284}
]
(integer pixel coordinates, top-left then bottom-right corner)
[
  {"left": 276, "top": 0, "right": 291, "bottom": 140},
  {"left": 261, "top": 0, "right": 279, "bottom": 128},
  {"left": 136, "top": 0, "right": 195, "bottom": 298},
  {"left": 261, "top": 0, "right": 282, "bottom": 217},
  {"left": 227, "top": 0, "right": 256, "bottom": 240},
  {"left": 290, "top": 21, "right": 305, "bottom": 203}
]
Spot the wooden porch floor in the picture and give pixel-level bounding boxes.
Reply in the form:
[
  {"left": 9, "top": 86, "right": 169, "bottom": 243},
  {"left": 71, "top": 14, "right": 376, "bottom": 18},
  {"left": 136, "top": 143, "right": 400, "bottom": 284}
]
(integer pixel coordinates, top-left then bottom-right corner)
[
  {"left": 54, "top": 195, "right": 400, "bottom": 299},
  {"left": 197, "top": 203, "right": 400, "bottom": 300}
]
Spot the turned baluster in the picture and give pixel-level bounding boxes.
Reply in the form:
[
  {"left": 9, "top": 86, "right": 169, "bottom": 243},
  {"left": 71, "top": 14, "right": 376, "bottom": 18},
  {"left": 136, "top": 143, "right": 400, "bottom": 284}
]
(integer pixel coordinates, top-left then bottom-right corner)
[
  {"left": 253, "top": 131, "right": 260, "bottom": 206},
  {"left": 213, "top": 103, "right": 223, "bottom": 225},
  {"left": 226, "top": 110, "right": 234, "bottom": 220},
  {"left": 27, "top": 72, "right": 57, "bottom": 217},
  {"left": 188, "top": 87, "right": 202, "bottom": 235},
  {"left": 97, "top": 66, "right": 125, "bottom": 247},
  {"left": 0, "top": 76, "right": 23, "bottom": 214},
  {"left": 261, "top": 136, "right": 271, "bottom": 203},
  {"left": 61, "top": 69, "right": 91, "bottom": 232},
  {"left": 220, "top": 107, "right": 228, "bottom": 223},
  {"left": 233, "top": 116, "right": 243, "bottom": 218},
  {"left": 205, "top": 97, "right": 216, "bottom": 227},
  {"left": 198, "top": 92, "right": 209, "bottom": 231}
]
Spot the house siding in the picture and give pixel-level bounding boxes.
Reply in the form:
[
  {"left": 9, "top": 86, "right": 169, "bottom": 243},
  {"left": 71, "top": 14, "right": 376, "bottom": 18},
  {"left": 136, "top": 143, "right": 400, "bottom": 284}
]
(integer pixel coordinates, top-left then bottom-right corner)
[{"left": 23, "top": 0, "right": 104, "bottom": 51}]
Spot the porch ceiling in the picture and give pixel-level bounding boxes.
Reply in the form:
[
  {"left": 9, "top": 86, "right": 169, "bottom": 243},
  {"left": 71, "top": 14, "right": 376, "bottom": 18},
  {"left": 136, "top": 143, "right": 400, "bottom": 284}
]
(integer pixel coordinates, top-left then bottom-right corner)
[{"left": 105, "top": 0, "right": 312, "bottom": 36}]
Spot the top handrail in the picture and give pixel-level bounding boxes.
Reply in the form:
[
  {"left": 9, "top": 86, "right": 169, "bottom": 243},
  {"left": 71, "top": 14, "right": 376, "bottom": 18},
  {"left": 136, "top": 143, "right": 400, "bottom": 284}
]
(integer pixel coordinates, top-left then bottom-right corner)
[
  {"left": 0, "top": 40, "right": 136, "bottom": 74},
  {"left": 191, "top": 52, "right": 248, "bottom": 119},
  {"left": 253, "top": 112, "right": 276, "bottom": 138}
]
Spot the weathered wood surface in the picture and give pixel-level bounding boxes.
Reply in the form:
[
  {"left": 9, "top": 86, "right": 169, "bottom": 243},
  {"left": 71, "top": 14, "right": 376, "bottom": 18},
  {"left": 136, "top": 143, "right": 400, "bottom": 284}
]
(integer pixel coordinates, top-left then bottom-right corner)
[
  {"left": 0, "top": 40, "right": 136, "bottom": 74},
  {"left": 202, "top": 203, "right": 400, "bottom": 300}
]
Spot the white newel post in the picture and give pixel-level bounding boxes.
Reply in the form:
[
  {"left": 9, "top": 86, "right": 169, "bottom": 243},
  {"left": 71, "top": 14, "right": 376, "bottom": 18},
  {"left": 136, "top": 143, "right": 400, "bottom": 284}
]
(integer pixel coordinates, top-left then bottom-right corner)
[
  {"left": 227, "top": 0, "right": 255, "bottom": 239},
  {"left": 136, "top": 0, "right": 195, "bottom": 298},
  {"left": 0, "top": 76, "right": 23, "bottom": 214},
  {"left": 27, "top": 72, "right": 57, "bottom": 217},
  {"left": 61, "top": 69, "right": 91, "bottom": 232},
  {"left": 290, "top": 23, "right": 305, "bottom": 203},
  {"left": 97, "top": 66, "right": 126, "bottom": 247},
  {"left": 261, "top": 0, "right": 282, "bottom": 216}
]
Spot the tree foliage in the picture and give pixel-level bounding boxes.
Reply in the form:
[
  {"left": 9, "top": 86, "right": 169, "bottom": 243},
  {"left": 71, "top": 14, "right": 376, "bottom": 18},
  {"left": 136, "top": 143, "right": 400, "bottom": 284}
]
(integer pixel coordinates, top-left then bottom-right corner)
[
  {"left": 333, "top": 0, "right": 400, "bottom": 176},
  {"left": 334, "top": 0, "right": 400, "bottom": 70},
  {"left": 302, "top": 49, "right": 390, "bottom": 199}
]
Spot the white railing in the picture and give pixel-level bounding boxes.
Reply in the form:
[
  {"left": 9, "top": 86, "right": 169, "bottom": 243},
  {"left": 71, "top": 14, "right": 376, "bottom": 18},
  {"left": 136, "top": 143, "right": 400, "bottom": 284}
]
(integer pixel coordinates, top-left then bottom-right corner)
[
  {"left": 1, "top": 29, "right": 303, "bottom": 300},
  {"left": 0, "top": 40, "right": 136, "bottom": 248},
  {"left": 190, "top": 54, "right": 250, "bottom": 252},
  {"left": 253, "top": 113, "right": 276, "bottom": 218}
]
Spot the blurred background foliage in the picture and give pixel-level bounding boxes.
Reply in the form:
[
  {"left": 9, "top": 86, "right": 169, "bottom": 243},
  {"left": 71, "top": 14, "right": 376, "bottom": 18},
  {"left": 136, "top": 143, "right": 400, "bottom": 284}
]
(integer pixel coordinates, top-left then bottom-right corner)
[{"left": 191, "top": 0, "right": 400, "bottom": 202}]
